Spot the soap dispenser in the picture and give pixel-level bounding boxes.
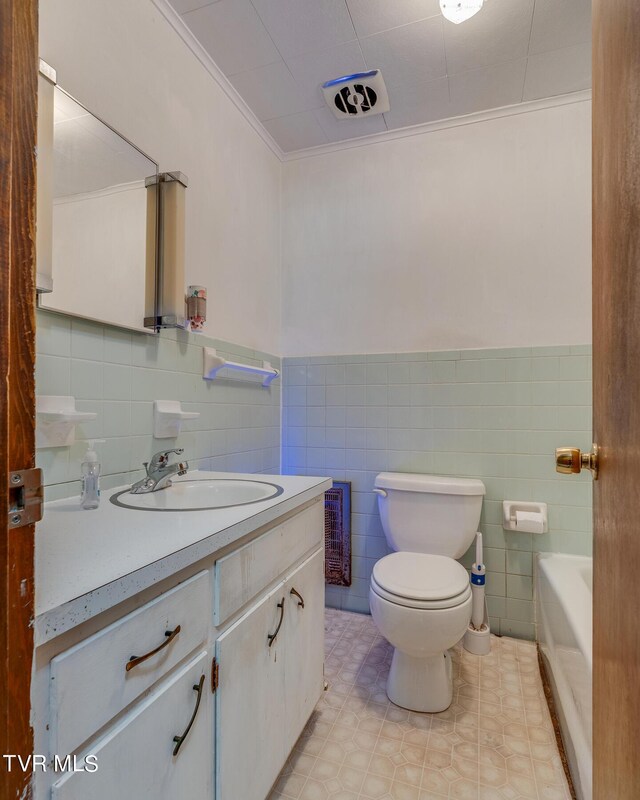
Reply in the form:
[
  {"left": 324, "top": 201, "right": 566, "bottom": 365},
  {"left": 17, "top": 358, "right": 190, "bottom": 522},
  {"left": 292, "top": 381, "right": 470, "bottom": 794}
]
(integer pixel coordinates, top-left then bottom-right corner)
[{"left": 81, "top": 439, "right": 105, "bottom": 510}]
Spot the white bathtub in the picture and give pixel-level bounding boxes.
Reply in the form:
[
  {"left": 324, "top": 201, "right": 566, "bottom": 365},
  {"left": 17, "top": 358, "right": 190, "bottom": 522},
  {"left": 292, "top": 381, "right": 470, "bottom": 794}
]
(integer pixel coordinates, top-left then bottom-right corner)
[{"left": 536, "top": 553, "right": 592, "bottom": 800}]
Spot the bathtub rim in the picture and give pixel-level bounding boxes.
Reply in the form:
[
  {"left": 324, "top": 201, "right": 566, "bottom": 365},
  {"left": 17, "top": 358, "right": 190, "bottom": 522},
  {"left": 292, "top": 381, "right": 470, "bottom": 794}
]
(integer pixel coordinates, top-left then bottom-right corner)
[
  {"left": 536, "top": 551, "right": 592, "bottom": 676},
  {"left": 535, "top": 551, "right": 592, "bottom": 800}
]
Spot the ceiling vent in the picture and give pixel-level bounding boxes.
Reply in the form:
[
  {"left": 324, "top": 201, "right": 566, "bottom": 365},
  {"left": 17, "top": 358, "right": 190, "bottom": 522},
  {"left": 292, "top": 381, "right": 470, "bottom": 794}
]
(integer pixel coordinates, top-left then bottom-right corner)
[{"left": 321, "top": 69, "right": 390, "bottom": 120}]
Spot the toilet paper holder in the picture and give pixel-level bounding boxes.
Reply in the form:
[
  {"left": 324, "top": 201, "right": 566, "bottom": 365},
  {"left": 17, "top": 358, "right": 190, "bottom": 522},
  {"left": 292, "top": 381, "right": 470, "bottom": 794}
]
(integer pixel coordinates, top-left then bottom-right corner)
[{"left": 502, "top": 501, "right": 548, "bottom": 533}]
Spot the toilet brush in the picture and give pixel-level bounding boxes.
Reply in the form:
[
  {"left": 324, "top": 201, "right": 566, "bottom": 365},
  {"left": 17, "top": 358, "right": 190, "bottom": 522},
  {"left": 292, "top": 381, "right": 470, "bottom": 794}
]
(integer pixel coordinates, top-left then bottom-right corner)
[
  {"left": 471, "top": 532, "right": 485, "bottom": 630},
  {"left": 464, "top": 532, "right": 491, "bottom": 655}
]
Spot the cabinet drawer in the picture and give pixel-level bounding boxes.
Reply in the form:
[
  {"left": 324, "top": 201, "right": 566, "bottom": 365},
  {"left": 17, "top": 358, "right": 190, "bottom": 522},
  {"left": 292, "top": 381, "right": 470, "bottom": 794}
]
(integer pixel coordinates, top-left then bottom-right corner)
[
  {"left": 214, "top": 499, "right": 323, "bottom": 626},
  {"left": 50, "top": 570, "right": 210, "bottom": 756},
  {"left": 52, "top": 651, "right": 212, "bottom": 800}
]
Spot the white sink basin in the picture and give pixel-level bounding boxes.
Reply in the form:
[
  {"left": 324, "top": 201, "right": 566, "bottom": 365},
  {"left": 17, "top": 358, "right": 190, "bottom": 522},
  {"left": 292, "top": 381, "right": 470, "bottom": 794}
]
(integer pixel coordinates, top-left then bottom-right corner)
[{"left": 110, "top": 478, "right": 284, "bottom": 511}]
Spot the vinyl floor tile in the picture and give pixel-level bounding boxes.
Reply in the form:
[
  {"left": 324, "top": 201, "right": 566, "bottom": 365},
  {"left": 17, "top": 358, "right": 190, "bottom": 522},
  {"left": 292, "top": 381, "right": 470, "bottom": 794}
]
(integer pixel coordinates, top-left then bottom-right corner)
[{"left": 269, "top": 610, "right": 571, "bottom": 800}]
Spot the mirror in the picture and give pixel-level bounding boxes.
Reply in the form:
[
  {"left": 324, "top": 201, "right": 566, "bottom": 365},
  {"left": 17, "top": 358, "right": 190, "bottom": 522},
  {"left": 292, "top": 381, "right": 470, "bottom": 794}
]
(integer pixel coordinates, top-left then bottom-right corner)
[{"left": 39, "top": 87, "right": 158, "bottom": 333}]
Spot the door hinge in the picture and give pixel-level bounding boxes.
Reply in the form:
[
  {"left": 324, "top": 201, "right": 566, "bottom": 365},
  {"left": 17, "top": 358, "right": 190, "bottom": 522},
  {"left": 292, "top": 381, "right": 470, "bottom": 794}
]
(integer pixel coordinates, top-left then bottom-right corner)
[
  {"left": 8, "top": 468, "right": 43, "bottom": 529},
  {"left": 211, "top": 657, "right": 219, "bottom": 693}
]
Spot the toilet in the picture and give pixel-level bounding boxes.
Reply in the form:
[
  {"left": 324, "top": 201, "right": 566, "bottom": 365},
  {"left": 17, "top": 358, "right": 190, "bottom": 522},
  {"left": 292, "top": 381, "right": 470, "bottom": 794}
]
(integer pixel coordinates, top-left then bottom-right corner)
[{"left": 369, "top": 472, "right": 485, "bottom": 712}]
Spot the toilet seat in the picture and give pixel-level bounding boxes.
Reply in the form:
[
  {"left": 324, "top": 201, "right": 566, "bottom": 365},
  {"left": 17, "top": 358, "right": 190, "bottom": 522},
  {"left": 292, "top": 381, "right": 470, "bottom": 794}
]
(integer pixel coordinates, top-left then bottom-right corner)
[
  {"left": 371, "top": 552, "right": 471, "bottom": 610},
  {"left": 370, "top": 577, "right": 471, "bottom": 610}
]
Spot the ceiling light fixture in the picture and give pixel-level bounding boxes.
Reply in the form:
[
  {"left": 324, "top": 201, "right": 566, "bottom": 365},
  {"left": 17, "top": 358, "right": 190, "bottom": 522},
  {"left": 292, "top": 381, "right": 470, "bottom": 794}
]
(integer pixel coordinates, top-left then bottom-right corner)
[{"left": 439, "top": 0, "right": 484, "bottom": 24}]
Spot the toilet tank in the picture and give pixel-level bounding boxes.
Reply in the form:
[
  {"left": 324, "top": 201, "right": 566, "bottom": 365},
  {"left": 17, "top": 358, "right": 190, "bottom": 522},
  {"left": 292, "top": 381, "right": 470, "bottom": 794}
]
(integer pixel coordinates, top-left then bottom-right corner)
[{"left": 374, "top": 472, "right": 485, "bottom": 558}]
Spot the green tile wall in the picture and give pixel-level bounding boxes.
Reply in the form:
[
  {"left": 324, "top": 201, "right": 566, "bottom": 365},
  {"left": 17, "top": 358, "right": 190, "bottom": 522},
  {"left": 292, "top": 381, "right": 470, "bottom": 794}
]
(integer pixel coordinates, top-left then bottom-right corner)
[
  {"left": 36, "top": 310, "right": 281, "bottom": 500},
  {"left": 282, "top": 345, "right": 593, "bottom": 639},
  {"left": 36, "top": 313, "right": 593, "bottom": 640}
]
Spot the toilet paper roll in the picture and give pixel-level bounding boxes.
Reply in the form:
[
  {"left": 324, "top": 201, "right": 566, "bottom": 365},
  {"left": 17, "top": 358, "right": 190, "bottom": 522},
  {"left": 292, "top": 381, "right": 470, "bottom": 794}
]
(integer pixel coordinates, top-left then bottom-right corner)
[{"left": 515, "top": 510, "right": 544, "bottom": 534}]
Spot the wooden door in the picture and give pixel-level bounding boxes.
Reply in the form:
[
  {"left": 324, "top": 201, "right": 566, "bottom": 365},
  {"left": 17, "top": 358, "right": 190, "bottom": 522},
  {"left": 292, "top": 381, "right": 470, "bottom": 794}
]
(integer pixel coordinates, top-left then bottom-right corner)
[
  {"left": 592, "top": 1, "right": 640, "bottom": 797},
  {"left": 215, "top": 582, "right": 288, "bottom": 800},
  {"left": 0, "top": 1, "right": 39, "bottom": 799}
]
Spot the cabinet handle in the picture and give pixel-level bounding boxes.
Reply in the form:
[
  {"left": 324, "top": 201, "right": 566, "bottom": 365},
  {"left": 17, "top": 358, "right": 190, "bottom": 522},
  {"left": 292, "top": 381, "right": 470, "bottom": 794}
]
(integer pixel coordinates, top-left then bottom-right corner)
[
  {"left": 267, "top": 598, "right": 285, "bottom": 647},
  {"left": 126, "top": 626, "right": 181, "bottom": 672},
  {"left": 172, "top": 674, "right": 205, "bottom": 757},
  {"left": 290, "top": 587, "right": 305, "bottom": 608}
]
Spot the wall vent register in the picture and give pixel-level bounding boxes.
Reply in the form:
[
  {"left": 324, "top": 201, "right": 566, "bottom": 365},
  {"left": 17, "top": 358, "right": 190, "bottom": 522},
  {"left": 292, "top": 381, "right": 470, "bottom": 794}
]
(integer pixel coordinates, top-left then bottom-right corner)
[{"left": 324, "top": 481, "right": 351, "bottom": 587}]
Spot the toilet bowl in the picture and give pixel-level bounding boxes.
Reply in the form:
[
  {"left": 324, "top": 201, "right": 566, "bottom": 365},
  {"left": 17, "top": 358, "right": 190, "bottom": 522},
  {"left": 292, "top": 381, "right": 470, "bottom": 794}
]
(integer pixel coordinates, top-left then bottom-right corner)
[
  {"left": 370, "top": 472, "right": 485, "bottom": 712},
  {"left": 370, "top": 552, "right": 472, "bottom": 711}
]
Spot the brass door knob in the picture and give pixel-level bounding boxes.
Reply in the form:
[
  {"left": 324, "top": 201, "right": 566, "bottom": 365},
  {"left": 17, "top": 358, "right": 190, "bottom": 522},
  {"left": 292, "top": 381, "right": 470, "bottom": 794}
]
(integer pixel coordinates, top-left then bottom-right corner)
[{"left": 555, "top": 444, "right": 599, "bottom": 479}]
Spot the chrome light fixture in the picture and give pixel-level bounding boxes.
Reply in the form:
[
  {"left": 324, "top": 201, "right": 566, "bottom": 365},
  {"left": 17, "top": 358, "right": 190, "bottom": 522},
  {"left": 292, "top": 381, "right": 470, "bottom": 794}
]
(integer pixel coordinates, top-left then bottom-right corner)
[{"left": 440, "top": 0, "right": 484, "bottom": 24}]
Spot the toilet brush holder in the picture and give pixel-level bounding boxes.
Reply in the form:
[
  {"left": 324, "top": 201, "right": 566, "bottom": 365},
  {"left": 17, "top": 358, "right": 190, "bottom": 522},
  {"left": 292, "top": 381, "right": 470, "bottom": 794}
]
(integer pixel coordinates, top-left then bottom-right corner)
[{"left": 463, "top": 599, "right": 491, "bottom": 655}]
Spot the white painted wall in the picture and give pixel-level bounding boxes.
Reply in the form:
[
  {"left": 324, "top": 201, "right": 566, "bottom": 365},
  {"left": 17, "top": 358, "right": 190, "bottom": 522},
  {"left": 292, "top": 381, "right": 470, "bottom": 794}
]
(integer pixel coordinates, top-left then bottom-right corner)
[
  {"left": 40, "top": 0, "right": 281, "bottom": 355},
  {"left": 40, "top": 1, "right": 591, "bottom": 359},
  {"left": 282, "top": 100, "right": 592, "bottom": 356}
]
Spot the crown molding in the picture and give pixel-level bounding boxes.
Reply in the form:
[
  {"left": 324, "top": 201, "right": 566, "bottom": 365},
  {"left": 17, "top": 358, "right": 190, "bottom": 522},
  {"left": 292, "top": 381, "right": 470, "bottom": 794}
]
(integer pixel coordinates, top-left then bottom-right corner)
[
  {"left": 151, "top": 0, "right": 590, "bottom": 165},
  {"left": 282, "top": 89, "right": 592, "bottom": 161},
  {"left": 151, "top": 0, "right": 285, "bottom": 161}
]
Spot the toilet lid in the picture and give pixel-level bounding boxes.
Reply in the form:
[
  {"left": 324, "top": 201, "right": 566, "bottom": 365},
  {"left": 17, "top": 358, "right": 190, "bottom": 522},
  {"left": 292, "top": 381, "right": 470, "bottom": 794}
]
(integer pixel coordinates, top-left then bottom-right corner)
[{"left": 372, "top": 552, "right": 470, "bottom": 602}]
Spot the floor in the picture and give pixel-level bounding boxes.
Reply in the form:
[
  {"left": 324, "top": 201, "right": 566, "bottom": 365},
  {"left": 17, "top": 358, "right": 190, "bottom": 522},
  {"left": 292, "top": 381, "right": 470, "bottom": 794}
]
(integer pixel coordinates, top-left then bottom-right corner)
[{"left": 269, "top": 609, "right": 572, "bottom": 800}]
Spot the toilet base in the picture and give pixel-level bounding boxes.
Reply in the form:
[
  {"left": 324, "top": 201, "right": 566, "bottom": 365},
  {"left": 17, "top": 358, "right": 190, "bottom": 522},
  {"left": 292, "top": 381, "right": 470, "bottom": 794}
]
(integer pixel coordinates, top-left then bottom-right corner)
[{"left": 386, "top": 649, "right": 453, "bottom": 712}]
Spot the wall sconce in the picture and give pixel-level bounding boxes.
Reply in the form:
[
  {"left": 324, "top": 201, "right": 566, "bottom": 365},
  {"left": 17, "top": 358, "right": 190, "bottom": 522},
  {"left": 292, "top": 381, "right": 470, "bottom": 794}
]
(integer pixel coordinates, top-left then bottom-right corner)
[
  {"left": 144, "top": 171, "right": 188, "bottom": 330},
  {"left": 36, "top": 60, "right": 57, "bottom": 294}
]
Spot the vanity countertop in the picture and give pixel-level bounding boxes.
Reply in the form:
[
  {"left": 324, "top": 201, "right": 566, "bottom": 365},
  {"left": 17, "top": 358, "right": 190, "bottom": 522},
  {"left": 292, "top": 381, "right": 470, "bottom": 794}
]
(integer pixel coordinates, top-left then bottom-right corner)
[{"left": 35, "top": 471, "right": 331, "bottom": 644}]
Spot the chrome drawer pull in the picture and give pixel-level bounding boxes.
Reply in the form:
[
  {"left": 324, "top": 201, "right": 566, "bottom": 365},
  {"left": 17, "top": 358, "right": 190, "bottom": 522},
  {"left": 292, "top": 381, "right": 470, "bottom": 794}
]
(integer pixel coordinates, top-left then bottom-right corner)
[
  {"left": 126, "top": 625, "right": 181, "bottom": 672},
  {"left": 172, "top": 674, "right": 205, "bottom": 756},
  {"left": 267, "top": 598, "right": 285, "bottom": 647},
  {"left": 290, "top": 587, "right": 305, "bottom": 608}
]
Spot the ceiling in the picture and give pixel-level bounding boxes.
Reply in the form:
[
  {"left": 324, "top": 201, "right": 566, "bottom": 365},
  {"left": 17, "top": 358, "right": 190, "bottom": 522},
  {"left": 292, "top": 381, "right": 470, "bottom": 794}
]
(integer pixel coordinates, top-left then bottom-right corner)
[{"left": 168, "top": 0, "right": 591, "bottom": 154}]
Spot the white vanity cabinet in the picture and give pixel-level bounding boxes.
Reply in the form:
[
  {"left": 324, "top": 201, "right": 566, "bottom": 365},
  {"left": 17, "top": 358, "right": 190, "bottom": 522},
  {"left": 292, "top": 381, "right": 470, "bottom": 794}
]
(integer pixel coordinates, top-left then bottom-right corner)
[{"left": 36, "top": 492, "right": 327, "bottom": 800}]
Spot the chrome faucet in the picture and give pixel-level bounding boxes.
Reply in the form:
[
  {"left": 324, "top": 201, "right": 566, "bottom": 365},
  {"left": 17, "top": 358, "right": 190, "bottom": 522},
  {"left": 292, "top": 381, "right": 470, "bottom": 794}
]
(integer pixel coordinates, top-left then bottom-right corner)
[{"left": 130, "top": 449, "right": 189, "bottom": 494}]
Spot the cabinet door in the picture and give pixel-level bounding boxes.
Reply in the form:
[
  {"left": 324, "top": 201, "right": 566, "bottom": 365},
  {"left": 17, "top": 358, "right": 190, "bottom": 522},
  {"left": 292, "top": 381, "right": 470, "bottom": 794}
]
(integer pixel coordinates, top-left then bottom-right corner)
[
  {"left": 51, "top": 652, "right": 212, "bottom": 800},
  {"left": 215, "top": 581, "right": 288, "bottom": 800},
  {"left": 283, "top": 548, "right": 325, "bottom": 745}
]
